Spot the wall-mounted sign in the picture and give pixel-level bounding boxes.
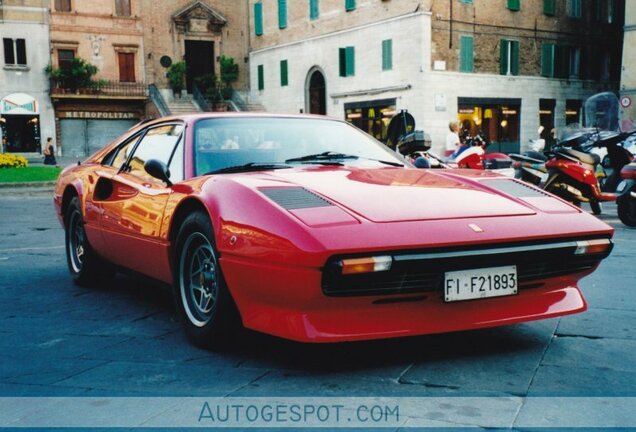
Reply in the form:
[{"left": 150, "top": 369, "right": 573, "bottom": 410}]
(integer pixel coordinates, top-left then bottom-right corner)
[
  {"left": 1, "top": 93, "right": 38, "bottom": 115},
  {"left": 621, "top": 96, "right": 632, "bottom": 108},
  {"left": 58, "top": 111, "right": 138, "bottom": 119}
]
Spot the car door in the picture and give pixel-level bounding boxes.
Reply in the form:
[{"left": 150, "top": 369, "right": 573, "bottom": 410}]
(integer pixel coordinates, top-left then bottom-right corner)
[{"left": 96, "top": 123, "right": 185, "bottom": 277}]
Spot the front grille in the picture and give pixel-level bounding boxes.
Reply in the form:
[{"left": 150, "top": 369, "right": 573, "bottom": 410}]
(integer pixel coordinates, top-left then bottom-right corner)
[{"left": 322, "top": 240, "right": 609, "bottom": 297}]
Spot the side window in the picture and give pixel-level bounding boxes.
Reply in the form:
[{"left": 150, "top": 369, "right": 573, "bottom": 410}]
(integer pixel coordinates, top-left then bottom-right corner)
[
  {"left": 126, "top": 124, "right": 184, "bottom": 182},
  {"left": 169, "top": 136, "right": 184, "bottom": 183},
  {"left": 102, "top": 133, "right": 142, "bottom": 169}
]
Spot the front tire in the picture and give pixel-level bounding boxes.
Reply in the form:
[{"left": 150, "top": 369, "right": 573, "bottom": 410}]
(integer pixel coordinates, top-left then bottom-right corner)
[
  {"left": 173, "top": 211, "right": 239, "bottom": 349},
  {"left": 64, "top": 197, "right": 113, "bottom": 286},
  {"left": 590, "top": 200, "right": 602, "bottom": 216},
  {"left": 618, "top": 193, "right": 636, "bottom": 227}
]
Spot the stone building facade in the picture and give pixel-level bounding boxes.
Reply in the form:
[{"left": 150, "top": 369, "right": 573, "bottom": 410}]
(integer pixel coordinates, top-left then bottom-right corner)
[
  {"left": 48, "top": 0, "right": 146, "bottom": 157},
  {"left": 621, "top": 1, "right": 636, "bottom": 120},
  {"left": 0, "top": 0, "right": 54, "bottom": 155},
  {"left": 141, "top": 0, "right": 249, "bottom": 100},
  {"left": 248, "top": 0, "right": 624, "bottom": 153}
]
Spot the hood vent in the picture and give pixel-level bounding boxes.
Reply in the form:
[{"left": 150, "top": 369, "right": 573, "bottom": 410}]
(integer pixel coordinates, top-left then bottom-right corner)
[
  {"left": 260, "top": 187, "right": 333, "bottom": 210},
  {"left": 482, "top": 179, "right": 549, "bottom": 198}
]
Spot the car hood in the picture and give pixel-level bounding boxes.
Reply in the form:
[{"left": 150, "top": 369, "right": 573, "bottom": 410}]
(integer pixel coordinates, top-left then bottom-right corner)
[{"left": 240, "top": 167, "right": 544, "bottom": 223}]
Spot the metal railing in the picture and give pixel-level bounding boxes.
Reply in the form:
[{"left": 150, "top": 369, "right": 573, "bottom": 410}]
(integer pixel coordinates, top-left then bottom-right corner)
[
  {"left": 229, "top": 89, "right": 248, "bottom": 111},
  {"left": 148, "top": 84, "right": 170, "bottom": 117},
  {"left": 50, "top": 78, "right": 147, "bottom": 97},
  {"left": 192, "top": 83, "right": 211, "bottom": 112}
]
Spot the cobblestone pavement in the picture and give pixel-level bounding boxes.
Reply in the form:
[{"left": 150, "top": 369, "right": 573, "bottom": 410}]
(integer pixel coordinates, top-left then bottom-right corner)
[{"left": 0, "top": 194, "right": 635, "bottom": 429}]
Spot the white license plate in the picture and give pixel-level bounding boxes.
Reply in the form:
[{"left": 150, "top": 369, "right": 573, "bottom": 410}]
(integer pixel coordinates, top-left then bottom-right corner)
[{"left": 444, "top": 265, "right": 518, "bottom": 302}]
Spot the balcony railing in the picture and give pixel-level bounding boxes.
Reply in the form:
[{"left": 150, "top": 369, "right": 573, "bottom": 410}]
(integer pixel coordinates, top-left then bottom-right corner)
[{"left": 50, "top": 79, "right": 148, "bottom": 98}]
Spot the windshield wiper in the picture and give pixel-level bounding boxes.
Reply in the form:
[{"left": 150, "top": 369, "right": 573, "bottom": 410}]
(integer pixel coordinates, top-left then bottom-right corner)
[
  {"left": 285, "top": 151, "right": 359, "bottom": 163},
  {"left": 205, "top": 163, "right": 292, "bottom": 175},
  {"left": 285, "top": 151, "right": 403, "bottom": 167}
]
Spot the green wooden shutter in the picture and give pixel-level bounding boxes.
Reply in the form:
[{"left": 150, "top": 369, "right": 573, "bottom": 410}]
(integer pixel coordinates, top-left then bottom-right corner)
[
  {"left": 510, "top": 40, "right": 520, "bottom": 76},
  {"left": 254, "top": 2, "right": 263, "bottom": 36},
  {"left": 382, "top": 39, "right": 393, "bottom": 71},
  {"left": 278, "top": 0, "right": 287, "bottom": 29},
  {"left": 459, "top": 35, "right": 474, "bottom": 72},
  {"left": 280, "top": 60, "right": 288, "bottom": 86},
  {"left": 500, "top": 40, "right": 509, "bottom": 75},
  {"left": 541, "top": 43, "right": 555, "bottom": 77},
  {"left": 345, "top": 0, "right": 356, "bottom": 11},
  {"left": 543, "top": 0, "right": 555, "bottom": 15},
  {"left": 346, "top": 46, "right": 355, "bottom": 76},
  {"left": 257, "top": 64, "right": 264, "bottom": 90},
  {"left": 310, "top": 0, "right": 319, "bottom": 20},
  {"left": 507, "top": 0, "right": 520, "bottom": 11}
]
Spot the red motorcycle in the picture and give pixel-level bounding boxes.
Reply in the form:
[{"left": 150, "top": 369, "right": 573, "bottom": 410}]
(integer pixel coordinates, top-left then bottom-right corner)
[{"left": 541, "top": 93, "right": 634, "bottom": 215}]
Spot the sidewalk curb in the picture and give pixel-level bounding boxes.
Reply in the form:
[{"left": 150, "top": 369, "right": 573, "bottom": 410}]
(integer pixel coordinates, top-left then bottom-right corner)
[{"left": 0, "top": 181, "right": 56, "bottom": 189}]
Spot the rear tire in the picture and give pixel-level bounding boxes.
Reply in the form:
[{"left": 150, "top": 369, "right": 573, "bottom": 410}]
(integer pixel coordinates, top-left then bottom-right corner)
[
  {"left": 617, "top": 193, "right": 636, "bottom": 227},
  {"left": 173, "top": 211, "right": 240, "bottom": 349},
  {"left": 64, "top": 197, "right": 114, "bottom": 286}
]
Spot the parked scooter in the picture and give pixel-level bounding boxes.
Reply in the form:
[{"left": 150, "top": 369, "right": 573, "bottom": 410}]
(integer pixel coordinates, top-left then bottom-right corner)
[
  {"left": 509, "top": 129, "right": 549, "bottom": 185},
  {"left": 617, "top": 162, "right": 636, "bottom": 226},
  {"left": 451, "top": 131, "right": 514, "bottom": 175},
  {"left": 540, "top": 92, "right": 635, "bottom": 215}
]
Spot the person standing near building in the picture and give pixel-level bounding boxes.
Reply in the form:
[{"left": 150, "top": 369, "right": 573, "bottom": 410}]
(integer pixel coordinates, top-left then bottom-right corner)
[
  {"left": 43, "top": 137, "right": 57, "bottom": 166},
  {"left": 445, "top": 121, "right": 461, "bottom": 156}
]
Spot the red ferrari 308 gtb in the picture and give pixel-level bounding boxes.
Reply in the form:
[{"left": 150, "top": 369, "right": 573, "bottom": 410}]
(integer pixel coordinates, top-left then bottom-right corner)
[{"left": 54, "top": 114, "right": 614, "bottom": 348}]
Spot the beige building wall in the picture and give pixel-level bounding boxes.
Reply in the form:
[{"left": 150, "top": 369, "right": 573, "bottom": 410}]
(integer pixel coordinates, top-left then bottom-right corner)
[
  {"left": 621, "top": 0, "right": 636, "bottom": 120},
  {"left": 141, "top": 0, "right": 249, "bottom": 91},
  {"left": 250, "top": 0, "right": 428, "bottom": 49},
  {"left": 49, "top": 0, "right": 144, "bottom": 83}
]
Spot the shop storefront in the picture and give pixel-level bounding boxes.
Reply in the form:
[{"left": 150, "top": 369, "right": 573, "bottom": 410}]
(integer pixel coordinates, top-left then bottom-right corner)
[
  {"left": 0, "top": 93, "right": 41, "bottom": 153},
  {"left": 457, "top": 97, "right": 521, "bottom": 154},
  {"left": 344, "top": 98, "right": 397, "bottom": 143},
  {"left": 52, "top": 98, "right": 145, "bottom": 157}
]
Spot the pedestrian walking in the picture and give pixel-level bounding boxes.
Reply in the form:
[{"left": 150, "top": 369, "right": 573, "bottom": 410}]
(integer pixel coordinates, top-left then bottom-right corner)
[{"left": 43, "top": 137, "right": 58, "bottom": 166}]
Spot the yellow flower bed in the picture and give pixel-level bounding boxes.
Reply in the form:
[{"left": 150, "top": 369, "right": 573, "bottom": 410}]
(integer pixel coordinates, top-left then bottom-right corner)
[{"left": 0, "top": 154, "right": 29, "bottom": 168}]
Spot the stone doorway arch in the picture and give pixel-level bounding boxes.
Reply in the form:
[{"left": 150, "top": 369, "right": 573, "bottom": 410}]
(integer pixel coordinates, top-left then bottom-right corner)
[{"left": 305, "top": 67, "right": 326, "bottom": 115}]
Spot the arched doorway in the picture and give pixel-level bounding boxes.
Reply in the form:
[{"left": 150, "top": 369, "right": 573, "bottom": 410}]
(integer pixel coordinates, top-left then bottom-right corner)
[{"left": 306, "top": 68, "right": 326, "bottom": 115}]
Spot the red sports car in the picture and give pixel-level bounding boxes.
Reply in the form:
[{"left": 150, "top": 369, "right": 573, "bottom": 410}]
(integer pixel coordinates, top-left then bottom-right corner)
[{"left": 54, "top": 113, "right": 614, "bottom": 348}]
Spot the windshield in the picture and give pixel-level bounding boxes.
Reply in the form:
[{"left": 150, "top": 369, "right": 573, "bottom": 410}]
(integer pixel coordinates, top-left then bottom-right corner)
[
  {"left": 193, "top": 117, "right": 403, "bottom": 176},
  {"left": 584, "top": 92, "right": 620, "bottom": 133}
]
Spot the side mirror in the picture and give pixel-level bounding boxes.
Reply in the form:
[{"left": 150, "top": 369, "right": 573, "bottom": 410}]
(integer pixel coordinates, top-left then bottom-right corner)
[{"left": 144, "top": 159, "right": 172, "bottom": 186}]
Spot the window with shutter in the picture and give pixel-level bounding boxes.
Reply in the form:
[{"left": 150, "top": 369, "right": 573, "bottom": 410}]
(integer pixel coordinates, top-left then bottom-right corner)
[
  {"left": 500, "top": 40, "right": 519, "bottom": 76},
  {"left": 382, "top": 39, "right": 393, "bottom": 71},
  {"left": 3, "top": 39, "right": 15, "bottom": 65},
  {"left": 115, "top": 0, "right": 131, "bottom": 16},
  {"left": 280, "top": 60, "right": 288, "bottom": 86},
  {"left": 541, "top": 43, "right": 555, "bottom": 77},
  {"left": 310, "top": 0, "right": 319, "bottom": 19},
  {"left": 278, "top": 0, "right": 287, "bottom": 29},
  {"left": 254, "top": 2, "right": 264, "bottom": 36},
  {"left": 58, "top": 49, "right": 75, "bottom": 71},
  {"left": 339, "top": 47, "right": 355, "bottom": 77},
  {"left": 55, "top": 0, "right": 71, "bottom": 12},
  {"left": 258, "top": 65, "right": 264, "bottom": 90},
  {"left": 118, "top": 52, "right": 135, "bottom": 82},
  {"left": 15, "top": 39, "right": 26, "bottom": 66},
  {"left": 459, "top": 35, "right": 473, "bottom": 73},
  {"left": 543, "top": 0, "right": 555, "bottom": 15},
  {"left": 507, "top": 0, "right": 520, "bottom": 11},
  {"left": 345, "top": 0, "right": 356, "bottom": 12},
  {"left": 568, "top": 0, "right": 581, "bottom": 17}
]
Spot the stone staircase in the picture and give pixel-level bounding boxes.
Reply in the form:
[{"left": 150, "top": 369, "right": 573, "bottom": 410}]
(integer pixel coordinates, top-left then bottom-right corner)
[{"left": 166, "top": 95, "right": 200, "bottom": 115}]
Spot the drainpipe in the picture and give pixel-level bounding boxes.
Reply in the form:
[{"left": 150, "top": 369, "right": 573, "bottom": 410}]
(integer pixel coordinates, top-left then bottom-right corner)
[{"left": 449, "top": 0, "right": 453, "bottom": 49}]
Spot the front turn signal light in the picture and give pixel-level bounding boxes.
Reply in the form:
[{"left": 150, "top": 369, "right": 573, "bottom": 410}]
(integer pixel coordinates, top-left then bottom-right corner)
[
  {"left": 575, "top": 239, "right": 612, "bottom": 255},
  {"left": 340, "top": 256, "right": 393, "bottom": 275}
]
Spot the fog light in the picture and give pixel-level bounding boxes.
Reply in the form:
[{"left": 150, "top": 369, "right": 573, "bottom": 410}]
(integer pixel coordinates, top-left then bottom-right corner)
[
  {"left": 340, "top": 256, "right": 393, "bottom": 275},
  {"left": 575, "top": 239, "right": 612, "bottom": 255}
]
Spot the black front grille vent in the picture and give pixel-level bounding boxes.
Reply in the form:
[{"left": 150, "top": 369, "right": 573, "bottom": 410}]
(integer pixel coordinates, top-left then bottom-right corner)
[{"left": 260, "top": 187, "right": 333, "bottom": 210}]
